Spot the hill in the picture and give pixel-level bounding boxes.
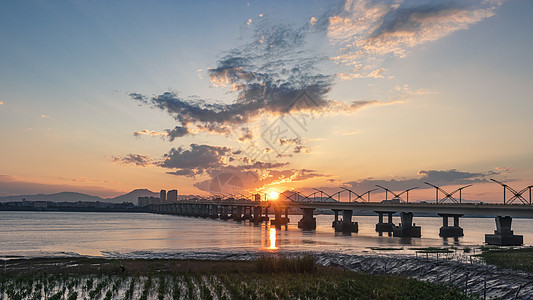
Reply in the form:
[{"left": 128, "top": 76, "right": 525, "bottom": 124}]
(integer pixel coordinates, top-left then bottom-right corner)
[
  {"left": 107, "top": 189, "right": 158, "bottom": 203},
  {"left": 0, "top": 189, "right": 158, "bottom": 204},
  {"left": 0, "top": 192, "right": 104, "bottom": 203}
]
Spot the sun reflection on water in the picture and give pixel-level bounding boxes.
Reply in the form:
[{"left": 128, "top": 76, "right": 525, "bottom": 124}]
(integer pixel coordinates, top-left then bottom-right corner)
[{"left": 268, "top": 227, "right": 277, "bottom": 250}]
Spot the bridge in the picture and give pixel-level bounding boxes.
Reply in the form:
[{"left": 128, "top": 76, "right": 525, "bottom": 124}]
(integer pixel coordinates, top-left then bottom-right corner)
[
  {"left": 147, "top": 199, "right": 533, "bottom": 246},
  {"left": 146, "top": 182, "right": 533, "bottom": 246}
]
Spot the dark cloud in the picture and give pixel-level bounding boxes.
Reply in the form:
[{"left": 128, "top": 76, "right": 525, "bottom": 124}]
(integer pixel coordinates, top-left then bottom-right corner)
[
  {"left": 369, "top": 2, "right": 461, "bottom": 39},
  {"left": 237, "top": 127, "right": 253, "bottom": 142},
  {"left": 277, "top": 137, "right": 310, "bottom": 154},
  {"left": 330, "top": 0, "right": 501, "bottom": 65},
  {"left": 345, "top": 169, "right": 501, "bottom": 192},
  {"left": 112, "top": 154, "right": 153, "bottom": 167},
  {"left": 166, "top": 169, "right": 198, "bottom": 177},
  {"left": 130, "top": 19, "right": 382, "bottom": 141},
  {"left": 160, "top": 144, "right": 232, "bottom": 175},
  {"left": 293, "top": 145, "right": 310, "bottom": 154},
  {"left": 418, "top": 169, "right": 498, "bottom": 185},
  {"left": 192, "top": 166, "right": 327, "bottom": 194},
  {"left": 166, "top": 126, "right": 189, "bottom": 141},
  {"left": 149, "top": 142, "right": 326, "bottom": 193},
  {"left": 279, "top": 138, "right": 301, "bottom": 145}
]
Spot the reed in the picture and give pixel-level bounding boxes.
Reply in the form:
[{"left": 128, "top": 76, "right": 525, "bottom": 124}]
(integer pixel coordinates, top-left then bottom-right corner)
[{"left": 255, "top": 254, "right": 317, "bottom": 273}]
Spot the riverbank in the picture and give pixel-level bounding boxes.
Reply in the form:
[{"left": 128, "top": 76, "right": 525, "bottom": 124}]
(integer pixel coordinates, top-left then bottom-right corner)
[
  {"left": 314, "top": 251, "right": 533, "bottom": 299},
  {"left": 0, "top": 256, "right": 475, "bottom": 300},
  {"left": 4, "top": 247, "right": 533, "bottom": 299}
]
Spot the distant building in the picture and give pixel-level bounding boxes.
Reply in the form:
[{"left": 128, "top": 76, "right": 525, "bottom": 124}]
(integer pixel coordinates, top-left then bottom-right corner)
[
  {"left": 167, "top": 189, "right": 178, "bottom": 202},
  {"left": 33, "top": 201, "right": 48, "bottom": 209},
  {"left": 138, "top": 196, "right": 160, "bottom": 207},
  {"left": 138, "top": 197, "right": 149, "bottom": 207},
  {"left": 160, "top": 190, "right": 166, "bottom": 202}
]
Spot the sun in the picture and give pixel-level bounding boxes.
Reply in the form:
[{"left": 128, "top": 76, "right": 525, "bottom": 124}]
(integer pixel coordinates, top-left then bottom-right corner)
[{"left": 269, "top": 191, "right": 279, "bottom": 200}]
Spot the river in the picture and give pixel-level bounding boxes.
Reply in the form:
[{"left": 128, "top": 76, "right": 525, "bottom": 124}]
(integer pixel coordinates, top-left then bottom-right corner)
[{"left": 1, "top": 211, "right": 531, "bottom": 257}]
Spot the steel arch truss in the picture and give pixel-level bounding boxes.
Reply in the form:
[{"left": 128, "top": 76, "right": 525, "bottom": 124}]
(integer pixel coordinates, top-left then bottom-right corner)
[
  {"left": 424, "top": 182, "right": 472, "bottom": 204},
  {"left": 339, "top": 187, "right": 377, "bottom": 202},
  {"left": 491, "top": 179, "right": 533, "bottom": 205},
  {"left": 375, "top": 185, "right": 418, "bottom": 203}
]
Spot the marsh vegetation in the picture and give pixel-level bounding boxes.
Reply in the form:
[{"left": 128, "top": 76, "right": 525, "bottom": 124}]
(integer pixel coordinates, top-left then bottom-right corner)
[{"left": 0, "top": 256, "right": 476, "bottom": 300}]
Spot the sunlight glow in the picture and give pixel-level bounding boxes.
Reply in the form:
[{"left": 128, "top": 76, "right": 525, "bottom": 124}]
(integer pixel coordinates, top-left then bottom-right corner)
[
  {"left": 269, "top": 191, "right": 279, "bottom": 200},
  {"left": 268, "top": 227, "right": 277, "bottom": 250}
]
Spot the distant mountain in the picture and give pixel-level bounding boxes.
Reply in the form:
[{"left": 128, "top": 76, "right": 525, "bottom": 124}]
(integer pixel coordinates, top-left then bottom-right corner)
[
  {"left": 0, "top": 192, "right": 104, "bottom": 203},
  {"left": 0, "top": 189, "right": 158, "bottom": 204},
  {"left": 107, "top": 189, "right": 158, "bottom": 203}
]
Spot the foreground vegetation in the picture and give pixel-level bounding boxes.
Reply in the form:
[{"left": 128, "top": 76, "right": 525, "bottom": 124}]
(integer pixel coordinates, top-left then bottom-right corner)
[
  {"left": 0, "top": 256, "right": 477, "bottom": 299},
  {"left": 478, "top": 247, "right": 533, "bottom": 273}
]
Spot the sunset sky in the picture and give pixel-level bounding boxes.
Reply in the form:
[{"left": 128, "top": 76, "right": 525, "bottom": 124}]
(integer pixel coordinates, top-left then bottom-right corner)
[{"left": 1, "top": 0, "right": 532, "bottom": 203}]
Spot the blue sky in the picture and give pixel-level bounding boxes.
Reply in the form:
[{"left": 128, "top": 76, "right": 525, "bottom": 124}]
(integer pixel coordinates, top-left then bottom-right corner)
[{"left": 0, "top": 0, "right": 532, "bottom": 203}]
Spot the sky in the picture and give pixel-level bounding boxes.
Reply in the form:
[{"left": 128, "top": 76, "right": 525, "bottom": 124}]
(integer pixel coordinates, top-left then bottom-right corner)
[{"left": 1, "top": 0, "right": 532, "bottom": 203}]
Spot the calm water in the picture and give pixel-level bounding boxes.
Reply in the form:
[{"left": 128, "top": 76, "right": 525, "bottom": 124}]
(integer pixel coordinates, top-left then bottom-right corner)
[{"left": 0, "top": 212, "right": 532, "bottom": 257}]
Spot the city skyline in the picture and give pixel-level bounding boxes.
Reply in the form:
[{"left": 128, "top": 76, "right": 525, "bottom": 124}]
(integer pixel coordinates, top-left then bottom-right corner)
[{"left": 1, "top": 0, "right": 532, "bottom": 202}]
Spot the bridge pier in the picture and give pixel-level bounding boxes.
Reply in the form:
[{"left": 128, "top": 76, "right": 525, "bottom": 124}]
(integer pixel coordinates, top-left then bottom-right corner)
[
  {"left": 209, "top": 204, "right": 219, "bottom": 218},
  {"left": 375, "top": 211, "right": 395, "bottom": 233},
  {"left": 271, "top": 207, "right": 289, "bottom": 227},
  {"left": 393, "top": 212, "right": 421, "bottom": 237},
  {"left": 243, "top": 206, "right": 252, "bottom": 221},
  {"left": 252, "top": 206, "right": 269, "bottom": 223},
  {"left": 200, "top": 204, "right": 209, "bottom": 218},
  {"left": 231, "top": 206, "right": 243, "bottom": 221},
  {"left": 204, "top": 204, "right": 210, "bottom": 217},
  {"left": 298, "top": 208, "right": 317, "bottom": 230},
  {"left": 485, "top": 216, "right": 523, "bottom": 246},
  {"left": 195, "top": 204, "right": 201, "bottom": 217},
  {"left": 333, "top": 210, "right": 358, "bottom": 233},
  {"left": 262, "top": 206, "right": 270, "bottom": 222},
  {"left": 438, "top": 214, "right": 463, "bottom": 238},
  {"left": 196, "top": 204, "right": 203, "bottom": 217},
  {"left": 219, "top": 205, "right": 230, "bottom": 220},
  {"left": 332, "top": 210, "right": 339, "bottom": 228},
  {"left": 253, "top": 206, "right": 262, "bottom": 223}
]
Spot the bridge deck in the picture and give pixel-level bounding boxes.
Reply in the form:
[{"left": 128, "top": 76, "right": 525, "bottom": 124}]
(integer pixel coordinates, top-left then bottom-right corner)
[{"left": 153, "top": 201, "right": 533, "bottom": 218}]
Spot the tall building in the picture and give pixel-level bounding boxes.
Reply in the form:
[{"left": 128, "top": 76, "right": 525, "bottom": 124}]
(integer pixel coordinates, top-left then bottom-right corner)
[
  {"left": 160, "top": 190, "right": 167, "bottom": 202},
  {"left": 167, "top": 189, "right": 178, "bottom": 202}
]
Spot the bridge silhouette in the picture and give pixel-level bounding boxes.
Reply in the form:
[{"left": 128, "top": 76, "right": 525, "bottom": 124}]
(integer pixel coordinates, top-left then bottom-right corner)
[{"left": 147, "top": 181, "right": 533, "bottom": 246}]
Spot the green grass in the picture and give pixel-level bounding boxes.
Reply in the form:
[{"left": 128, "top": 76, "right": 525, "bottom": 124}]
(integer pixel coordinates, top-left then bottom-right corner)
[
  {"left": 255, "top": 254, "right": 317, "bottom": 273},
  {"left": 477, "top": 247, "right": 533, "bottom": 272},
  {"left": 220, "top": 272, "right": 476, "bottom": 300},
  {"left": 0, "top": 256, "right": 477, "bottom": 300}
]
